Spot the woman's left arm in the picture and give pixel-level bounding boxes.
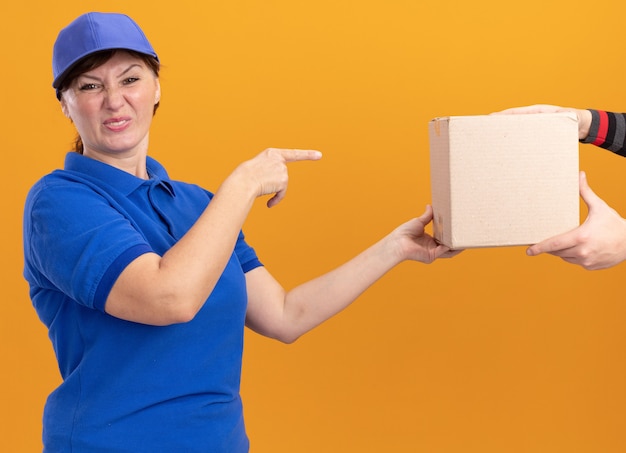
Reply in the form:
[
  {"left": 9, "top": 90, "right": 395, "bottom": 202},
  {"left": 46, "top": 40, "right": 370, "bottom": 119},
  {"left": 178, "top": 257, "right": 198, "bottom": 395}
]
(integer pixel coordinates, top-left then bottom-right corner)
[{"left": 245, "top": 205, "right": 458, "bottom": 343}]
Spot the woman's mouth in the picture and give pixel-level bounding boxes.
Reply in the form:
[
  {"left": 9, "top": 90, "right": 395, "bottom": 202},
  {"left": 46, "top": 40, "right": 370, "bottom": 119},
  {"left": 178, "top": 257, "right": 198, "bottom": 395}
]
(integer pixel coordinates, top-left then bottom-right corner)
[{"left": 104, "top": 117, "right": 131, "bottom": 131}]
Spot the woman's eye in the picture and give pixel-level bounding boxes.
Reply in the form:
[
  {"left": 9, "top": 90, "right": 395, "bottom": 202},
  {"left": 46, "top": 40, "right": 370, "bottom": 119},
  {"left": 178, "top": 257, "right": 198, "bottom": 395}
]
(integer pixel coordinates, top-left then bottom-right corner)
[
  {"left": 79, "top": 83, "right": 99, "bottom": 91},
  {"left": 123, "top": 77, "right": 140, "bottom": 85}
]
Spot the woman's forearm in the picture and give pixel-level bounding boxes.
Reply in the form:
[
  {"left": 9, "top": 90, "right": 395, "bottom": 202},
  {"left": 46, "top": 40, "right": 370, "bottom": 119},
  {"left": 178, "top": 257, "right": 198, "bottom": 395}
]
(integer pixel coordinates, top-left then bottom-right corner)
[{"left": 279, "top": 234, "right": 403, "bottom": 342}]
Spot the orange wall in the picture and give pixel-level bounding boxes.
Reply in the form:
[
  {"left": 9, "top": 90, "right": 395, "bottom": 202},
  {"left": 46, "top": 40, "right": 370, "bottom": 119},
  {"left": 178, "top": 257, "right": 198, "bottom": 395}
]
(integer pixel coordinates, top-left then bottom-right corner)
[{"left": 3, "top": 1, "right": 626, "bottom": 452}]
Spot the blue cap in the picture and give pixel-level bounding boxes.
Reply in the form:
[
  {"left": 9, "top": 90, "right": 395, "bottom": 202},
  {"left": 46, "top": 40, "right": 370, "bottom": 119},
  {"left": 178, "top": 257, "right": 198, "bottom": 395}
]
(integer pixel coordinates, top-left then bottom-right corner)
[{"left": 52, "top": 12, "right": 158, "bottom": 90}]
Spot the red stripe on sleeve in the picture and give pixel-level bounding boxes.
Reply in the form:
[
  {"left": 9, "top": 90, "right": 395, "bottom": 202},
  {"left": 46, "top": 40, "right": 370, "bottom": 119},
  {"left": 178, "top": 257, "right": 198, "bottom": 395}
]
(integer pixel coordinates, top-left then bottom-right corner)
[{"left": 593, "top": 110, "right": 609, "bottom": 146}]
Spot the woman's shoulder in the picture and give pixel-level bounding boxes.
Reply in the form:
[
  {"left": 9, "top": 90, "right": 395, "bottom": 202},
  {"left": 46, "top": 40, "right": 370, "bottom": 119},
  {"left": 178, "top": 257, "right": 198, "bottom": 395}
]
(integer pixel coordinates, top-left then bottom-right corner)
[{"left": 25, "top": 169, "right": 119, "bottom": 218}]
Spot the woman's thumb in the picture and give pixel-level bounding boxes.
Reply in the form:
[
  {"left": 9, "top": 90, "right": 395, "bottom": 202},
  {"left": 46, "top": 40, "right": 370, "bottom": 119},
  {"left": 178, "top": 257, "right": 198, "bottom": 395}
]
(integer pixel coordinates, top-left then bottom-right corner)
[{"left": 579, "top": 171, "right": 601, "bottom": 209}]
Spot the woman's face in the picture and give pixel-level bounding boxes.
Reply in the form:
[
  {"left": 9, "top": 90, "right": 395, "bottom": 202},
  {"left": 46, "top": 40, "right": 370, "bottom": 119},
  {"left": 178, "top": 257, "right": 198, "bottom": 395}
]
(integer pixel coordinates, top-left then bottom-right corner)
[{"left": 60, "top": 51, "right": 161, "bottom": 162}]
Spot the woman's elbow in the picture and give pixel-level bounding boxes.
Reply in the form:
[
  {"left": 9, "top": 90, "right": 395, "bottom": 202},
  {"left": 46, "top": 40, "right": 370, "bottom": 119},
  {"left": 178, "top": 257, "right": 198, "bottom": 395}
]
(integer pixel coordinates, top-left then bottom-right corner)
[
  {"left": 105, "top": 292, "right": 204, "bottom": 326},
  {"left": 248, "top": 322, "right": 302, "bottom": 344},
  {"left": 277, "top": 334, "right": 299, "bottom": 345},
  {"left": 273, "top": 327, "right": 304, "bottom": 345},
  {"left": 167, "top": 305, "right": 200, "bottom": 324}
]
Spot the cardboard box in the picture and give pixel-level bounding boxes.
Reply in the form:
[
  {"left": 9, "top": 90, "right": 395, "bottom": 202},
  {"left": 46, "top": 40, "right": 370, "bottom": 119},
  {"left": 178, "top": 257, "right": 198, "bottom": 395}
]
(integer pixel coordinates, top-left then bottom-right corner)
[{"left": 428, "top": 112, "right": 580, "bottom": 249}]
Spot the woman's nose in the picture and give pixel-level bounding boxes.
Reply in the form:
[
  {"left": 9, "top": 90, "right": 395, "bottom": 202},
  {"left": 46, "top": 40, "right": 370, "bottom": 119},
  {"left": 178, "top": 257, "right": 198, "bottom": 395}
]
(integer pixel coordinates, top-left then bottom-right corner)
[{"left": 103, "top": 86, "right": 125, "bottom": 110}]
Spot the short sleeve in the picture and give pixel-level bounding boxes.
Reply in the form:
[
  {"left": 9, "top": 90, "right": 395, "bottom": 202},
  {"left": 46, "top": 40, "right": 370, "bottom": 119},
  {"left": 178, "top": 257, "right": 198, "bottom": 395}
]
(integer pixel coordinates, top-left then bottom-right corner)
[
  {"left": 234, "top": 230, "right": 263, "bottom": 273},
  {"left": 23, "top": 178, "right": 153, "bottom": 311}
]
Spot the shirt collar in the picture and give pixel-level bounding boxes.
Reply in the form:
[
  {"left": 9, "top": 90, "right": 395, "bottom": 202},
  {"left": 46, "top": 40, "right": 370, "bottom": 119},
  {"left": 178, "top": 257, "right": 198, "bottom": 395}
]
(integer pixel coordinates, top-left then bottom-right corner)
[{"left": 64, "top": 152, "right": 175, "bottom": 196}]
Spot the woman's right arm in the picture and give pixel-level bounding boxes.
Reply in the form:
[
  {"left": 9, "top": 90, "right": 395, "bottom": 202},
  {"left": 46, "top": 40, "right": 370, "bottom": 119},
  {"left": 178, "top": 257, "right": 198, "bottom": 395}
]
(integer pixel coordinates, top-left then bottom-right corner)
[{"left": 105, "top": 148, "right": 321, "bottom": 326}]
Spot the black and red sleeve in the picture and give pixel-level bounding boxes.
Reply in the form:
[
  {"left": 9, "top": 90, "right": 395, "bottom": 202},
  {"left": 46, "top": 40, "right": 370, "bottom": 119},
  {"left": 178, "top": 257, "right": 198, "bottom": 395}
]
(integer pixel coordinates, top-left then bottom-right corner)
[{"left": 582, "top": 109, "right": 626, "bottom": 157}]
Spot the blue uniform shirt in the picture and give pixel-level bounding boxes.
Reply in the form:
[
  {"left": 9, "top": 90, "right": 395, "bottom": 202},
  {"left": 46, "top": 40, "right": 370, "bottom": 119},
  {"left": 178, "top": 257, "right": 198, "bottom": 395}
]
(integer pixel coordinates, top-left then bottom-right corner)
[{"left": 23, "top": 152, "right": 262, "bottom": 452}]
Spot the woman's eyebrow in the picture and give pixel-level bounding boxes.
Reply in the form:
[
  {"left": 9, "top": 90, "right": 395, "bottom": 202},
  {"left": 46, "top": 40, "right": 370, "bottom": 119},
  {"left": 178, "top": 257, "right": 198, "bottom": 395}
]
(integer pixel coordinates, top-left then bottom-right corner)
[
  {"left": 80, "top": 64, "right": 143, "bottom": 81},
  {"left": 117, "top": 64, "right": 143, "bottom": 78}
]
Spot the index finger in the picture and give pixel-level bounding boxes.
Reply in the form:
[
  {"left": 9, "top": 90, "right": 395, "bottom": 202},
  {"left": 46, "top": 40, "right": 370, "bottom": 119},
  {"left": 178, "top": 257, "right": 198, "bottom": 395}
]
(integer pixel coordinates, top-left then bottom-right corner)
[
  {"left": 274, "top": 148, "right": 323, "bottom": 162},
  {"left": 527, "top": 230, "right": 578, "bottom": 256}
]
